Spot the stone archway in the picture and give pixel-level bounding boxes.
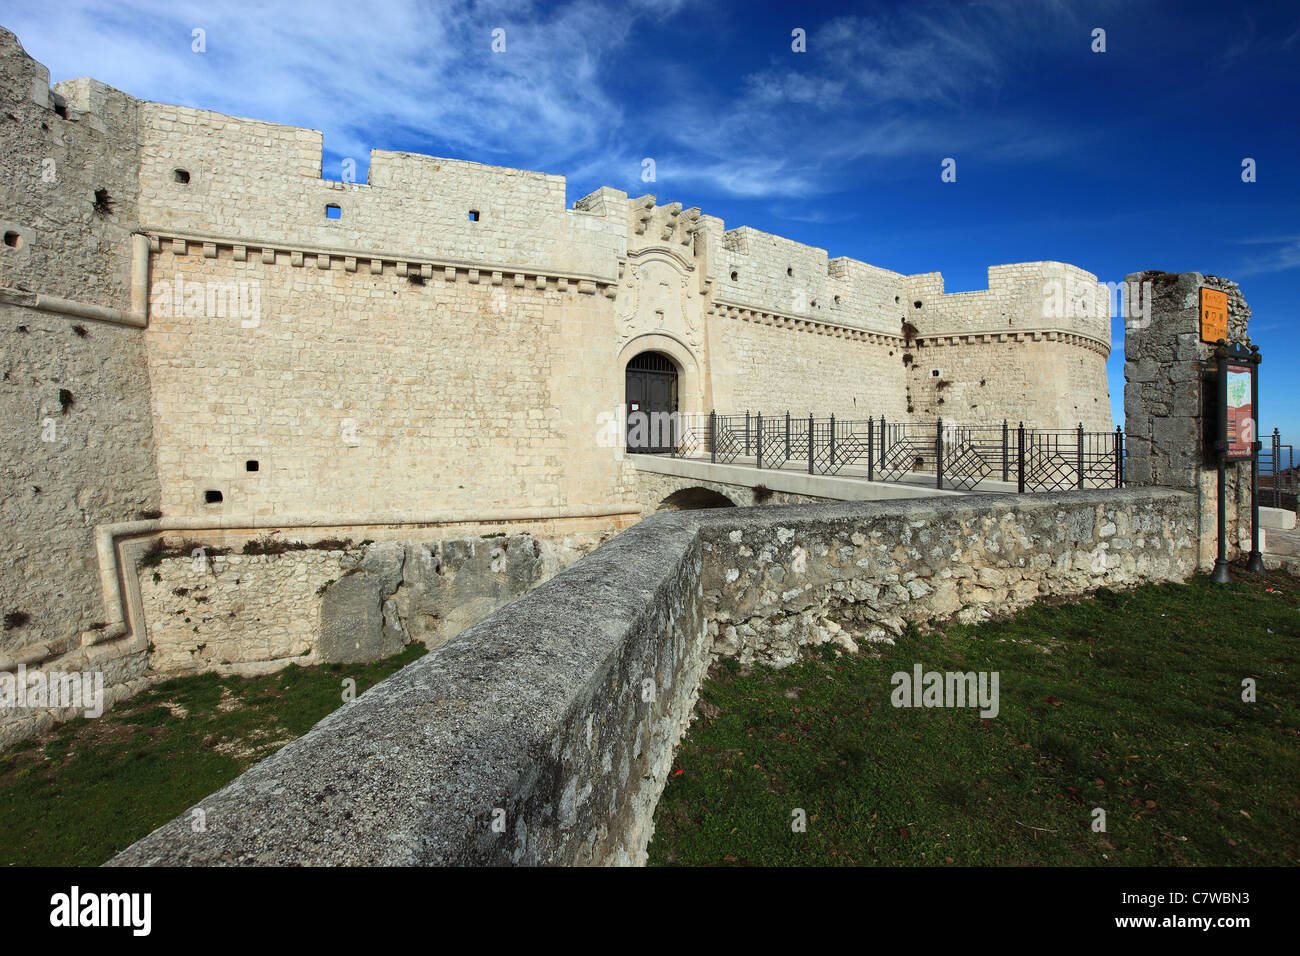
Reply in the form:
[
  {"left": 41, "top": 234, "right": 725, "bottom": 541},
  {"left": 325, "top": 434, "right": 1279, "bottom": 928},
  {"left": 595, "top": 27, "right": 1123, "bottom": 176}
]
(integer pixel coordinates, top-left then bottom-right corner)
[
  {"left": 616, "top": 332, "right": 700, "bottom": 414},
  {"left": 656, "top": 486, "right": 736, "bottom": 511},
  {"left": 625, "top": 350, "right": 679, "bottom": 454}
]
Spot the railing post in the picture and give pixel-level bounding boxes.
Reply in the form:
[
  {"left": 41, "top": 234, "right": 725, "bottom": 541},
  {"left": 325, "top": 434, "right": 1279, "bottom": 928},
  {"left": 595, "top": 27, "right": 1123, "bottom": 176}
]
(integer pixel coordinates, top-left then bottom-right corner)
[
  {"left": 829, "top": 414, "right": 836, "bottom": 470},
  {"left": 709, "top": 410, "right": 716, "bottom": 464},
  {"left": 1077, "top": 422, "right": 1085, "bottom": 490},
  {"left": 867, "top": 416, "right": 875, "bottom": 481},
  {"left": 756, "top": 413, "right": 764, "bottom": 470},
  {"left": 935, "top": 418, "right": 944, "bottom": 490},
  {"left": 745, "top": 409, "right": 751, "bottom": 458},
  {"left": 808, "top": 413, "right": 814, "bottom": 474},
  {"left": 1002, "top": 419, "right": 1009, "bottom": 483},
  {"left": 1017, "top": 422, "right": 1025, "bottom": 494},
  {"left": 785, "top": 411, "right": 791, "bottom": 461},
  {"left": 1114, "top": 425, "right": 1123, "bottom": 488}
]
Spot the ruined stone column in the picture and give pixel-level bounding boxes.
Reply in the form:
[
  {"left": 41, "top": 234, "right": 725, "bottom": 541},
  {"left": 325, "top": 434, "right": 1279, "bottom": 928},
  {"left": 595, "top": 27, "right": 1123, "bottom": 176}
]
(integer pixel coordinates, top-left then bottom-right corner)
[{"left": 1123, "top": 271, "right": 1253, "bottom": 569}]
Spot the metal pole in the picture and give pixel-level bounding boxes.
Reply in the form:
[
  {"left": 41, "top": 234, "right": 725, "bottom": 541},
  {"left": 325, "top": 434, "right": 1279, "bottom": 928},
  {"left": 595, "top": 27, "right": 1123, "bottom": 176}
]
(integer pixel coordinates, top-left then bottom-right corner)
[
  {"left": 935, "top": 418, "right": 944, "bottom": 490},
  {"left": 867, "top": 416, "right": 875, "bottom": 481},
  {"left": 756, "top": 413, "right": 764, "bottom": 470},
  {"left": 1002, "top": 419, "right": 1009, "bottom": 483},
  {"left": 1248, "top": 345, "right": 1264, "bottom": 572},
  {"left": 1212, "top": 347, "right": 1231, "bottom": 584},
  {"left": 808, "top": 414, "right": 814, "bottom": 474},
  {"left": 1114, "top": 426, "right": 1123, "bottom": 488},
  {"left": 785, "top": 411, "right": 790, "bottom": 461},
  {"left": 1076, "top": 423, "right": 1085, "bottom": 490},
  {"left": 1017, "top": 422, "right": 1025, "bottom": 494},
  {"left": 1272, "top": 429, "right": 1281, "bottom": 508},
  {"left": 745, "top": 409, "right": 751, "bottom": 458},
  {"left": 829, "top": 414, "right": 836, "bottom": 470},
  {"left": 709, "top": 410, "right": 716, "bottom": 464}
]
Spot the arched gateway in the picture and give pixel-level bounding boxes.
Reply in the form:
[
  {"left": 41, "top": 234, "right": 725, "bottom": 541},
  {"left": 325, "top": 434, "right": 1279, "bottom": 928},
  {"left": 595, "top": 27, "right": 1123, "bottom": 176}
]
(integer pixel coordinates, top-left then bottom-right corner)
[{"left": 625, "top": 351, "right": 679, "bottom": 454}]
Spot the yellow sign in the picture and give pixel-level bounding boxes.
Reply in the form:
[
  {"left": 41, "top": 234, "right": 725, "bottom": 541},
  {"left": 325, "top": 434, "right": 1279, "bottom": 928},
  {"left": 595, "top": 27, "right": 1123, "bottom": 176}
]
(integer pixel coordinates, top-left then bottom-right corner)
[{"left": 1200, "top": 287, "right": 1228, "bottom": 344}]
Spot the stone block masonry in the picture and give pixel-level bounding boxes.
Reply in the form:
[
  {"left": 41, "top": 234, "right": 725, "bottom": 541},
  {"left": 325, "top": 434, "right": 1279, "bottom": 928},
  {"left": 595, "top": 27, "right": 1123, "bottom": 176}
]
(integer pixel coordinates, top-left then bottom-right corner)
[
  {"left": 138, "top": 531, "right": 611, "bottom": 675},
  {"left": 112, "top": 488, "right": 1195, "bottom": 866},
  {"left": 1, "top": 24, "right": 1118, "bottom": 743},
  {"left": 1123, "top": 271, "right": 1255, "bottom": 566}
]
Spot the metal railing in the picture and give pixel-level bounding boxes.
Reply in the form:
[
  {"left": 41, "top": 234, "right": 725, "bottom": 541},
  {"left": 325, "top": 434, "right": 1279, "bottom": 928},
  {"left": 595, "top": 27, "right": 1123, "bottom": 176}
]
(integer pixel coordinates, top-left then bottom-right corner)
[{"left": 664, "top": 411, "right": 1124, "bottom": 493}]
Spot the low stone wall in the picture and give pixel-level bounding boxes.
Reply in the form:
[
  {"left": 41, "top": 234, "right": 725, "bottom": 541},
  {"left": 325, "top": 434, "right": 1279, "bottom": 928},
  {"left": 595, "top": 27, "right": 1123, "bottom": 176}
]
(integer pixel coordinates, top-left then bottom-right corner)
[
  {"left": 111, "top": 488, "right": 1197, "bottom": 866},
  {"left": 112, "top": 514, "right": 710, "bottom": 865},
  {"left": 704, "top": 490, "right": 1199, "bottom": 667},
  {"left": 138, "top": 532, "right": 609, "bottom": 675}
]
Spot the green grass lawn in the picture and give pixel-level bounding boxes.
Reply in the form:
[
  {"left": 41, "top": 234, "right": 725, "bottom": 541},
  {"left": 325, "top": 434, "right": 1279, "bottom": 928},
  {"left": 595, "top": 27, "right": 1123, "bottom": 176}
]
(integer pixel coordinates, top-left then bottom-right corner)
[
  {"left": 649, "top": 568, "right": 1300, "bottom": 866},
  {"left": 0, "top": 645, "right": 426, "bottom": 866}
]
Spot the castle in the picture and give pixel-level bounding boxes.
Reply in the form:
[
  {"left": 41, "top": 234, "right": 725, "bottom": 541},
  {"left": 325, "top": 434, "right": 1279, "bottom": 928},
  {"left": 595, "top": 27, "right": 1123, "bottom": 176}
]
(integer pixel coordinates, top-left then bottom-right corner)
[{"left": 1, "top": 27, "right": 1114, "bottom": 735}]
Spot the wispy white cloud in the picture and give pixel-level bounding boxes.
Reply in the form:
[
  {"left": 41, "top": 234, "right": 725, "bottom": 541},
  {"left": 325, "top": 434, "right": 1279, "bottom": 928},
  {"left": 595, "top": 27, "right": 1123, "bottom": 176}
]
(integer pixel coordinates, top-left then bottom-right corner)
[
  {"left": 1231, "top": 235, "right": 1300, "bottom": 275},
  {"left": 2, "top": 0, "right": 1113, "bottom": 202},
  {"left": 5, "top": 0, "right": 655, "bottom": 171}
]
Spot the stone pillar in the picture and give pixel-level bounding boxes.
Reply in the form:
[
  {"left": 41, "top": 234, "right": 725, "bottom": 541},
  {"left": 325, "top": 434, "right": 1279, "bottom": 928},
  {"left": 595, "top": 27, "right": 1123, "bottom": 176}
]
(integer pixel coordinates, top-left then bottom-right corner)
[{"left": 1123, "top": 272, "right": 1253, "bottom": 569}]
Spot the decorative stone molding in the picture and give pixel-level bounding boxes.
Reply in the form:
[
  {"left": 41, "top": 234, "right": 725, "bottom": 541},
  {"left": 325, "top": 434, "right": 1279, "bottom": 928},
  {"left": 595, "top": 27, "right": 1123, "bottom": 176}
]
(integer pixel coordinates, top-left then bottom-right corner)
[{"left": 146, "top": 228, "right": 621, "bottom": 297}]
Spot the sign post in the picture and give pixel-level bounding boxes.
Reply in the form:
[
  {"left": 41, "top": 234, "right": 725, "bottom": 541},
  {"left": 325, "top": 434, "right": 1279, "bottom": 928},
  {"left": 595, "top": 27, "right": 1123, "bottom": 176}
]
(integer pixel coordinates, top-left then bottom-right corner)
[
  {"left": 1211, "top": 337, "right": 1262, "bottom": 583},
  {"left": 1246, "top": 345, "right": 1264, "bottom": 572}
]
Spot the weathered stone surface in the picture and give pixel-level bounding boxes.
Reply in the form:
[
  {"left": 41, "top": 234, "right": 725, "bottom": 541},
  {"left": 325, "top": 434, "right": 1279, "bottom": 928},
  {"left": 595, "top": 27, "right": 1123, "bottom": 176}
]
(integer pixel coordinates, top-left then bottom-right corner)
[
  {"left": 318, "top": 568, "right": 401, "bottom": 665},
  {"left": 138, "top": 531, "right": 611, "bottom": 673}
]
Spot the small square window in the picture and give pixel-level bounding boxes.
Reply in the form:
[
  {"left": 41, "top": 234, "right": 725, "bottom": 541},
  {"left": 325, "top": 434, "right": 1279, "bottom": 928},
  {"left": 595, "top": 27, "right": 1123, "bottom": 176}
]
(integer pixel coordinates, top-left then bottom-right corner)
[
  {"left": 325, "top": 204, "right": 342, "bottom": 219},
  {"left": 245, "top": 460, "right": 259, "bottom": 472},
  {"left": 173, "top": 169, "right": 190, "bottom": 184},
  {"left": 468, "top": 210, "right": 480, "bottom": 222},
  {"left": 204, "top": 490, "right": 223, "bottom": 504}
]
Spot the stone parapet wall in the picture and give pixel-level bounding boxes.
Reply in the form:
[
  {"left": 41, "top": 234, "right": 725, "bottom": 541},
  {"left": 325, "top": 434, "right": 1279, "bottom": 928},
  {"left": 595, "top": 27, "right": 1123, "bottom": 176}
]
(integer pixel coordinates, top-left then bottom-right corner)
[
  {"left": 0, "top": 28, "right": 142, "bottom": 309},
  {"left": 138, "top": 108, "right": 624, "bottom": 284},
  {"left": 111, "top": 488, "right": 1195, "bottom": 866},
  {"left": 705, "top": 489, "right": 1197, "bottom": 668}
]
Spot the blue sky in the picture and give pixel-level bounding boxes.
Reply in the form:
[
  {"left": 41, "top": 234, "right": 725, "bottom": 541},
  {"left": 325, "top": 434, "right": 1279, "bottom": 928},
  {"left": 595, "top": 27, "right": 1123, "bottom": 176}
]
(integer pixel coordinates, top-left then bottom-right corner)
[{"left": 7, "top": 0, "right": 1298, "bottom": 443}]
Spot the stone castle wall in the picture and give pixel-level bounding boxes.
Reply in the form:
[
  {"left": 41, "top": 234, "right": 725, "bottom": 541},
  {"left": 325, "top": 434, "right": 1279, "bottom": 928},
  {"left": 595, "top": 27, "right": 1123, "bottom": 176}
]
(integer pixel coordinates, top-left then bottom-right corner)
[
  {"left": 142, "top": 242, "right": 633, "bottom": 521},
  {"left": 0, "top": 25, "right": 1117, "bottom": 740},
  {"left": 0, "top": 29, "right": 161, "bottom": 667}
]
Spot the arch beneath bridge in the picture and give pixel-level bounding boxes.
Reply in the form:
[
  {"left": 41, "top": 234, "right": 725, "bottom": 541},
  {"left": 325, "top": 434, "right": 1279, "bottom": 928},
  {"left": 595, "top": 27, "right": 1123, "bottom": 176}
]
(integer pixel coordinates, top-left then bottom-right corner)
[{"left": 656, "top": 486, "right": 737, "bottom": 512}]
